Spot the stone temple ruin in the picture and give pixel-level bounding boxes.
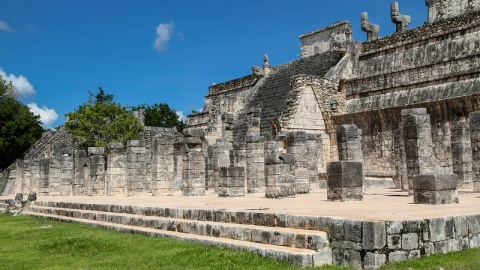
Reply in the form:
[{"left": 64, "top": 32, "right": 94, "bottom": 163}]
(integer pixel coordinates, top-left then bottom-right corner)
[
  {"left": 5, "top": 0, "right": 480, "bottom": 199},
  {"left": 2, "top": 0, "right": 480, "bottom": 268}
]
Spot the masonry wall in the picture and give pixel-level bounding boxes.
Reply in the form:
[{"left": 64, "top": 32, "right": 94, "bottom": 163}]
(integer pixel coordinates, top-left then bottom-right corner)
[
  {"left": 0, "top": 126, "right": 183, "bottom": 196},
  {"left": 335, "top": 11, "right": 480, "bottom": 187}
]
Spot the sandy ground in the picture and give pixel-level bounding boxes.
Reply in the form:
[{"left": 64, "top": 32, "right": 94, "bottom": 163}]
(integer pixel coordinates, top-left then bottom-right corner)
[{"left": 3, "top": 188, "right": 479, "bottom": 221}]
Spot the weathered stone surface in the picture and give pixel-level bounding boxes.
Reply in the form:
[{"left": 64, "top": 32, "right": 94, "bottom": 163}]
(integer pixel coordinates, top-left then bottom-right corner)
[
  {"left": 363, "top": 221, "right": 386, "bottom": 250},
  {"left": 426, "top": 0, "right": 480, "bottom": 24},
  {"left": 286, "top": 131, "right": 310, "bottom": 194},
  {"left": 413, "top": 174, "right": 459, "bottom": 205},
  {"left": 218, "top": 167, "right": 245, "bottom": 197},
  {"left": 470, "top": 111, "right": 480, "bottom": 192},
  {"left": 327, "top": 162, "right": 363, "bottom": 201},
  {"left": 364, "top": 252, "right": 386, "bottom": 269},
  {"left": 265, "top": 143, "right": 296, "bottom": 199},
  {"left": 182, "top": 145, "right": 206, "bottom": 196},
  {"left": 336, "top": 124, "right": 363, "bottom": 162}
]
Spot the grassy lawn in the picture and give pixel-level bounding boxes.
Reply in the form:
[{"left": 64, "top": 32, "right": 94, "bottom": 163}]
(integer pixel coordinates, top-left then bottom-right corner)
[
  {"left": 0, "top": 214, "right": 347, "bottom": 270},
  {"left": 1, "top": 213, "right": 479, "bottom": 270}
]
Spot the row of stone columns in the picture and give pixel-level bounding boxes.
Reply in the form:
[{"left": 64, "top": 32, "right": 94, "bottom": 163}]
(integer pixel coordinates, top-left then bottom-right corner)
[{"left": 326, "top": 107, "right": 480, "bottom": 204}]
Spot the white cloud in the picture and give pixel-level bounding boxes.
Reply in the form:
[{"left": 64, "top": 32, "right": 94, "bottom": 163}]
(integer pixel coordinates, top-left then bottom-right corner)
[
  {"left": 0, "top": 69, "right": 35, "bottom": 97},
  {"left": 0, "top": 21, "right": 13, "bottom": 32},
  {"left": 154, "top": 22, "right": 174, "bottom": 52},
  {"left": 176, "top": 111, "right": 187, "bottom": 122},
  {"left": 28, "top": 103, "right": 58, "bottom": 129}
]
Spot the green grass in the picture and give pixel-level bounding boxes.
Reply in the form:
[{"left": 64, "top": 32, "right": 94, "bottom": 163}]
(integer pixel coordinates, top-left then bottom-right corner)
[
  {"left": 0, "top": 214, "right": 349, "bottom": 270},
  {"left": 2, "top": 214, "right": 479, "bottom": 270}
]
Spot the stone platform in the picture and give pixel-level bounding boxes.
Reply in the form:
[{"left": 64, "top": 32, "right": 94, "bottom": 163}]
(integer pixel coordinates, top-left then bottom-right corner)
[{"left": 2, "top": 189, "right": 480, "bottom": 269}]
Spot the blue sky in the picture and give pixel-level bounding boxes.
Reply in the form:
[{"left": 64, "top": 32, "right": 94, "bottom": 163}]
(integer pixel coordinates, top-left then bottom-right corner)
[{"left": 1, "top": 0, "right": 427, "bottom": 129}]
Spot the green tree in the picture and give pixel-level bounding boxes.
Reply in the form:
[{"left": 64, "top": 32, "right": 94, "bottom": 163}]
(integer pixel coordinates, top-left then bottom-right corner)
[
  {"left": 0, "top": 75, "right": 44, "bottom": 170},
  {"left": 136, "top": 103, "right": 187, "bottom": 132},
  {"left": 65, "top": 87, "right": 143, "bottom": 149}
]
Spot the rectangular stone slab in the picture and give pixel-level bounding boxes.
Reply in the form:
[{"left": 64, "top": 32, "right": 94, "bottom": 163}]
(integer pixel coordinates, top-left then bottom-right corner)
[{"left": 413, "top": 174, "right": 457, "bottom": 190}]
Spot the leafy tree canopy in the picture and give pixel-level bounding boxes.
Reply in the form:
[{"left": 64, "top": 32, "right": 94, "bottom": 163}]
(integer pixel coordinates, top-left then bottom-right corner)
[
  {"left": 0, "top": 75, "right": 44, "bottom": 170},
  {"left": 65, "top": 87, "right": 143, "bottom": 149},
  {"left": 134, "top": 103, "right": 186, "bottom": 132}
]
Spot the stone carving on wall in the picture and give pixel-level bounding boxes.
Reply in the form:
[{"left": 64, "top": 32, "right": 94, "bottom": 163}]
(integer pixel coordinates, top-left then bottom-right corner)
[
  {"left": 390, "top": 2, "right": 411, "bottom": 32},
  {"left": 361, "top": 12, "right": 379, "bottom": 41}
]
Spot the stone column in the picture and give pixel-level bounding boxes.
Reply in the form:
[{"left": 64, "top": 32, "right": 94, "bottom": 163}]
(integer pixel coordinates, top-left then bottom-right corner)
[
  {"left": 451, "top": 119, "right": 473, "bottom": 189},
  {"left": 286, "top": 131, "right": 310, "bottom": 194},
  {"left": 327, "top": 124, "right": 364, "bottom": 201},
  {"left": 48, "top": 158, "right": 62, "bottom": 195},
  {"left": 21, "top": 161, "right": 32, "bottom": 194},
  {"left": 413, "top": 174, "right": 459, "bottom": 204},
  {"left": 173, "top": 142, "right": 184, "bottom": 191},
  {"left": 126, "top": 140, "right": 150, "bottom": 196},
  {"left": 106, "top": 142, "right": 127, "bottom": 196},
  {"left": 306, "top": 134, "right": 322, "bottom": 189},
  {"left": 265, "top": 140, "right": 296, "bottom": 199},
  {"left": 337, "top": 124, "right": 363, "bottom": 162},
  {"left": 233, "top": 142, "right": 247, "bottom": 192},
  {"left": 39, "top": 159, "right": 50, "bottom": 196},
  {"left": 212, "top": 139, "right": 232, "bottom": 192},
  {"left": 393, "top": 122, "right": 408, "bottom": 190},
  {"left": 204, "top": 146, "right": 214, "bottom": 190},
  {"left": 469, "top": 111, "right": 480, "bottom": 192},
  {"left": 73, "top": 150, "right": 88, "bottom": 196},
  {"left": 88, "top": 147, "right": 106, "bottom": 196},
  {"left": 246, "top": 132, "right": 265, "bottom": 193},
  {"left": 60, "top": 154, "right": 74, "bottom": 196},
  {"left": 245, "top": 107, "right": 265, "bottom": 193},
  {"left": 152, "top": 135, "right": 175, "bottom": 196},
  {"left": 401, "top": 108, "right": 434, "bottom": 194},
  {"left": 218, "top": 167, "right": 245, "bottom": 197},
  {"left": 29, "top": 160, "right": 40, "bottom": 194},
  {"left": 182, "top": 128, "right": 206, "bottom": 196},
  {"left": 327, "top": 162, "right": 364, "bottom": 201}
]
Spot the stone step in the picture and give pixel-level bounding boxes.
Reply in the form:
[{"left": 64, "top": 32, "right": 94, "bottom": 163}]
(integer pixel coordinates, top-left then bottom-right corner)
[
  {"left": 33, "top": 201, "right": 322, "bottom": 231},
  {"left": 27, "top": 205, "right": 329, "bottom": 251},
  {"left": 23, "top": 210, "right": 332, "bottom": 268}
]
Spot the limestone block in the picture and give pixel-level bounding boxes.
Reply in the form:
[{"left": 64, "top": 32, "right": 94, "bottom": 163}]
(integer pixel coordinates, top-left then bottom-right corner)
[
  {"left": 402, "top": 233, "right": 419, "bottom": 250},
  {"left": 336, "top": 124, "right": 363, "bottom": 162},
  {"left": 265, "top": 164, "right": 296, "bottom": 199},
  {"left": 312, "top": 248, "right": 333, "bottom": 267},
  {"left": 388, "top": 234, "right": 402, "bottom": 249},
  {"left": 218, "top": 167, "right": 245, "bottom": 197},
  {"left": 387, "top": 220, "right": 404, "bottom": 234},
  {"left": 388, "top": 251, "right": 408, "bottom": 262},
  {"left": 469, "top": 111, "right": 480, "bottom": 192},
  {"left": 363, "top": 221, "right": 386, "bottom": 250},
  {"left": 183, "top": 127, "right": 205, "bottom": 138},
  {"left": 453, "top": 216, "right": 469, "bottom": 237},
  {"left": 344, "top": 220, "right": 362, "bottom": 243},
  {"left": 327, "top": 161, "right": 364, "bottom": 201},
  {"left": 88, "top": 147, "right": 105, "bottom": 156},
  {"left": 429, "top": 217, "right": 455, "bottom": 242},
  {"left": 467, "top": 215, "right": 480, "bottom": 234},
  {"left": 413, "top": 174, "right": 459, "bottom": 204},
  {"left": 364, "top": 252, "right": 386, "bottom": 269}
]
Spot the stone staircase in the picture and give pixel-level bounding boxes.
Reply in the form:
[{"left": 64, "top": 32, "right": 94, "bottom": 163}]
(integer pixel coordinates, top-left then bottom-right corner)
[{"left": 23, "top": 201, "right": 332, "bottom": 267}]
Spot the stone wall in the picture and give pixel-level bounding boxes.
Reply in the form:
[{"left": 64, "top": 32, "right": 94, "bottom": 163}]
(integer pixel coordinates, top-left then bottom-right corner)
[
  {"left": 333, "top": 9, "right": 480, "bottom": 188},
  {"left": 299, "top": 21, "right": 352, "bottom": 58},
  {"left": 426, "top": 0, "right": 480, "bottom": 24},
  {"left": 0, "top": 126, "right": 184, "bottom": 196}
]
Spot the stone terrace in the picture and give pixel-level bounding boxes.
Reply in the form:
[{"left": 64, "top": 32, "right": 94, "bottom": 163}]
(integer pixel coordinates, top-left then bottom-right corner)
[{"left": 2, "top": 189, "right": 480, "bottom": 269}]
